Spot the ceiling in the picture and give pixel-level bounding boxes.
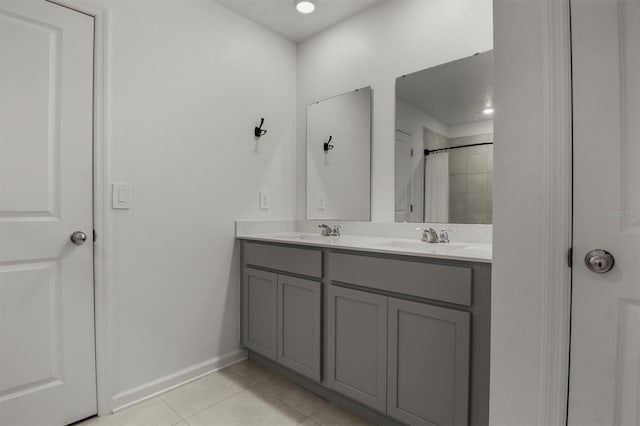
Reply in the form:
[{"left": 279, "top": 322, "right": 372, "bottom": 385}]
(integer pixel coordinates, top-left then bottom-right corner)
[
  {"left": 214, "top": 0, "right": 386, "bottom": 42},
  {"left": 396, "top": 51, "right": 494, "bottom": 127}
]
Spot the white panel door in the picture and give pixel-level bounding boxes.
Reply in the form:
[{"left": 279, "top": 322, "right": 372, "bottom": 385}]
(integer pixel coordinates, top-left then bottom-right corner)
[
  {"left": 570, "top": 0, "right": 640, "bottom": 425},
  {"left": 395, "top": 130, "right": 413, "bottom": 222},
  {"left": 0, "top": 1, "right": 96, "bottom": 425}
]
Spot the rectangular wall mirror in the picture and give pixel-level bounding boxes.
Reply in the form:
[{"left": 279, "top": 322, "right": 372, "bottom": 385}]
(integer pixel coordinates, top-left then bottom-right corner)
[
  {"left": 395, "top": 51, "right": 493, "bottom": 224},
  {"left": 306, "top": 87, "right": 371, "bottom": 221}
]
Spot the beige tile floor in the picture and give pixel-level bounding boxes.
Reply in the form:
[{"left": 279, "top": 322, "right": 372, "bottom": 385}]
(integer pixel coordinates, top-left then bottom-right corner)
[{"left": 78, "top": 360, "right": 373, "bottom": 426}]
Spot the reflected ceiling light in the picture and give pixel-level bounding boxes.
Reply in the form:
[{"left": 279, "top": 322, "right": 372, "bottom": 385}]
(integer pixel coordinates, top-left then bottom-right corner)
[
  {"left": 483, "top": 107, "right": 494, "bottom": 115},
  {"left": 295, "top": 0, "right": 316, "bottom": 14}
]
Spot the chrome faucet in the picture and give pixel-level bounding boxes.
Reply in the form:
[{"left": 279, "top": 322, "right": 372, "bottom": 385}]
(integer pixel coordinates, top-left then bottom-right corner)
[
  {"left": 318, "top": 224, "right": 332, "bottom": 236},
  {"left": 318, "top": 224, "right": 342, "bottom": 237},
  {"left": 439, "top": 229, "right": 450, "bottom": 243},
  {"left": 421, "top": 227, "right": 439, "bottom": 243}
]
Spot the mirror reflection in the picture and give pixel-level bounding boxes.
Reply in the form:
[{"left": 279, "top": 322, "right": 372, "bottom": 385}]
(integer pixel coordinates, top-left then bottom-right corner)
[
  {"left": 306, "top": 87, "right": 371, "bottom": 221},
  {"left": 395, "top": 51, "right": 494, "bottom": 224}
]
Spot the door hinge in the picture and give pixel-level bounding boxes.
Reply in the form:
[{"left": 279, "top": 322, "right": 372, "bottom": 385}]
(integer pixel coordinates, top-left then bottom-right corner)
[
  {"left": 93, "top": 230, "right": 97, "bottom": 242},
  {"left": 568, "top": 247, "right": 573, "bottom": 268}
]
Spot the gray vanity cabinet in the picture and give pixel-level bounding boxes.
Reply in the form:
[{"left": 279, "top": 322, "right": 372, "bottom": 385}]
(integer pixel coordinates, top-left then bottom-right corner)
[
  {"left": 242, "top": 268, "right": 278, "bottom": 360},
  {"left": 241, "top": 240, "right": 490, "bottom": 426},
  {"left": 277, "top": 275, "right": 321, "bottom": 381},
  {"left": 327, "top": 285, "right": 388, "bottom": 412},
  {"left": 387, "top": 298, "right": 470, "bottom": 426},
  {"left": 242, "top": 242, "right": 323, "bottom": 381},
  {"left": 243, "top": 269, "right": 322, "bottom": 379}
]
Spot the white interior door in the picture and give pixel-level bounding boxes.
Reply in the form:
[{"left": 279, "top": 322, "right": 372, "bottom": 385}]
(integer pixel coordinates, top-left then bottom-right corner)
[
  {"left": 0, "top": 1, "right": 96, "bottom": 424},
  {"left": 395, "top": 130, "right": 414, "bottom": 222},
  {"left": 570, "top": 0, "right": 640, "bottom": 424}
]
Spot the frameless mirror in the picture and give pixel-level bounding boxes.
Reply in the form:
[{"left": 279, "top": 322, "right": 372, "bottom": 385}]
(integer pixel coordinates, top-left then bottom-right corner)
[
  {"left": 395, "top": 51, "right": 493, "bottom": 224},
  {"left": 306, "top": 87, "right": 371, "bottom": 220}
]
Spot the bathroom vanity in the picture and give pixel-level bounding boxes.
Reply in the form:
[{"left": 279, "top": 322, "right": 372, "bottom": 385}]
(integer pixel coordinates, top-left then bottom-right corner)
[
  {"left": 237, "top": 18, "right": 494, "bottom": 426},
  {"left": 237, "top": 231, "right": 491, "bottom": 426}
]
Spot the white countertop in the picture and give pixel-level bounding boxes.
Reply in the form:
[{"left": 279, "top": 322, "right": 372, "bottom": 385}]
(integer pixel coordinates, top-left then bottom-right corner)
[{"left": 236, "top": 232, "right": 492, "bottom": 263}]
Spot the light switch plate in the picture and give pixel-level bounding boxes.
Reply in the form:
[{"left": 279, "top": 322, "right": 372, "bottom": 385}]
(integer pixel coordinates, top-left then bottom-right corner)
[
  {"left": 112, "top": 183, "right": 132, "bottom": 209},
  {"left": 259, "top": 190, "right": 269, "bottom": 210}
]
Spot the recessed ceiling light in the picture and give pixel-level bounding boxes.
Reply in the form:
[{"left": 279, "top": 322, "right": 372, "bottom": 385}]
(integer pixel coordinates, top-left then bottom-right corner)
[
  {"left": 483, "top": 107, "right": 494, "bottom": 115},
  {"left": 295, "top": 0, "right": 315, "bottom": 14}
]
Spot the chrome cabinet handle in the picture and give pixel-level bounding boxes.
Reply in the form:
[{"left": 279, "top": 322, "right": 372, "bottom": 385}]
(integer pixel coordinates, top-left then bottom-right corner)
[
  {"left": 70, "top": 231, "right": 88, "bottom": 246},
  {"left": 584, "top": 249, "right": 615, "bottom": 273}
]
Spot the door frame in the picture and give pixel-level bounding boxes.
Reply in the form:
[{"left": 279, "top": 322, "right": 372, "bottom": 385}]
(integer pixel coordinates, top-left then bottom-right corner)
[
  {"left": 491, "top": 0, "right": 573, "bottom": 425},
  {"left": 46, "top": 0, "right": 112, "bottom": 416},
  {"left": 538, "top": 2, "right": 573, "bottom": 423}
]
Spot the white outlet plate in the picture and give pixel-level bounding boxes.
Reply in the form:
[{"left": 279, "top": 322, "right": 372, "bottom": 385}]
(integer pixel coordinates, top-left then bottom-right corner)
[
  {"left": 259, "top": 190, "right": 269, "bottom": 210},
  {"left": 318, "top": 192, "right": 325, "bottom": 210}
]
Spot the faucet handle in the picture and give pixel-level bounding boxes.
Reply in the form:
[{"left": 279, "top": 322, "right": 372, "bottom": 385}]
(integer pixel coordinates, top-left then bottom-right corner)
[
  {"left": 331, "top": 225, "right": 342, "bottom": 236},
  {"left": 439, "top": 228, "right": 450, "bottom": 243},
  {"left": 419, "top": 227, "right": 439, "bottom": 243},
  {"left": 318, "top": 224, "right": 331, "bottom": 236},
  {"left": 415, "top": 226, "right": 436, "bottom": 233}
]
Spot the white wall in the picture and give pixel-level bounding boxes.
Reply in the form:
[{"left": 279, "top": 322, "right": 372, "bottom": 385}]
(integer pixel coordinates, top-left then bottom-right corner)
[
  {"left": 396, "top": 98, "right": 449, "bottom": 140},
  {"left": 448, "top": 120, "right": 494, "bottom": 139},
  {"left": 397, "top": 99, "right": 493, "bottom": 142},
  {"left": 296, "top": 0, "right": 493, "bottom": 221},
  {"left": 88, "top": 0, "right": 297, "bottom": 407}
]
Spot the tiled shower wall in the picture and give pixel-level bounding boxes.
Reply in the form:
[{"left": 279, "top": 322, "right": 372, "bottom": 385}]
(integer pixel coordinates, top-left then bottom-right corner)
[
  {"left": 449, "top": 133, "right": 494, "bottom": 224},
  {"left": 423, "top": 128, "right": 494, "bottom": 224}
]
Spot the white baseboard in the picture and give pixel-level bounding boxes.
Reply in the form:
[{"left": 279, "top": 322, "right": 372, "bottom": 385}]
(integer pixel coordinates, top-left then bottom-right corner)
[{"left": 111, "top": 349, "right": 248, "bottom": 412}]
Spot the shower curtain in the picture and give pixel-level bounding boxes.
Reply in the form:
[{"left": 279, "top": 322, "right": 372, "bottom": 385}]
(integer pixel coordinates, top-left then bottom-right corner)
[{"left": 424, "top": 151, "right": 449, "bottom": 222}]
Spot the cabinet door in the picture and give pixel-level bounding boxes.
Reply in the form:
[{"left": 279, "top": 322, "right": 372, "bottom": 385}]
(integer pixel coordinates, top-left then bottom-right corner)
[
  {"left": 242, "top": 268, "right": 278, "bottom": 360},
  {"left": 277, "top": 275, "right": 321, "bottom": 381},
  {"left": 387, "top": 298, "right": 470, "bottom": 426},
  {"left": 327, "top": 285, "right": 387, "bottom": 412}
]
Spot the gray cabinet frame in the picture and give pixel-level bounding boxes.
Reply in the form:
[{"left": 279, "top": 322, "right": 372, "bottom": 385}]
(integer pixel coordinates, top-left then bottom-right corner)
[
  {"left": 326, "top": 285, "right": 388, "bottom": 412},
  {"left": 242, "top": 267, "right": 278, "bottom": 360},
  {"left": 387, "top": 297, "right": 470, "bottom": 426},
  {"left": 277, "top": 275, "right": 322, "bottom": 381}
]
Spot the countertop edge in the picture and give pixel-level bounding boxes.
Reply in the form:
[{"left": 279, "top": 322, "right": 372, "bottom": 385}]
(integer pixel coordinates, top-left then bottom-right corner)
[{"left": 236, "top": 234, "right": 493, "bottom": 264}]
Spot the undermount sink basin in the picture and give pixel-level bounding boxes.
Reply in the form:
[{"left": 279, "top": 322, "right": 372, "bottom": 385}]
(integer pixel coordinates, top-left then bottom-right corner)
[{"left": 375, "top": 240, "right": 471, "bottom": 251}]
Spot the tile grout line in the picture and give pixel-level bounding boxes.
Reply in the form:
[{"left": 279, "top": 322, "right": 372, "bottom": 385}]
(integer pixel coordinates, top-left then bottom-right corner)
[
  {"left": 231, "top": 363, "right": 334, "bottom": 424},
  {"left": 157, "top": 368, "right": 254, "bottom": 422},
  {"left": 160, "top": 397, "right": 184, "bottom": 422},
  {"left": 158, "top": 362, "right": 337, "bottom": 426},
  {"left": 219, "top": 365, "right": 318, "bottom": 424},
  {"left": 260, "top": 386, "right": 324, "bottom": 420},
  {"left": 252, "top": 374, "right": 331, "bottom": 421},
  {"left": 180, "top": 385, "right": 254, "bottom": 423}
]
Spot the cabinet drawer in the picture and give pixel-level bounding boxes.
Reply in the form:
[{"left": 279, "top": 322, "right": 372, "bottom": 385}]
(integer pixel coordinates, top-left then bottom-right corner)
[
  {"left": 244, "top": 242, "right": 322, "bottom": 278},
  {"left": 329, "top": 252, "right": 472, "bottom": 306}
]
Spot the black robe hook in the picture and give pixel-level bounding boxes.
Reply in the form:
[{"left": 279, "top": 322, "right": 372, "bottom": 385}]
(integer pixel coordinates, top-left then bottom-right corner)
[
  {"left": 254, "top": 118, "right": 267, "bottom": 138},
  {"left": 323, "top": 136, "right": 334, "bottom": 152}
]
